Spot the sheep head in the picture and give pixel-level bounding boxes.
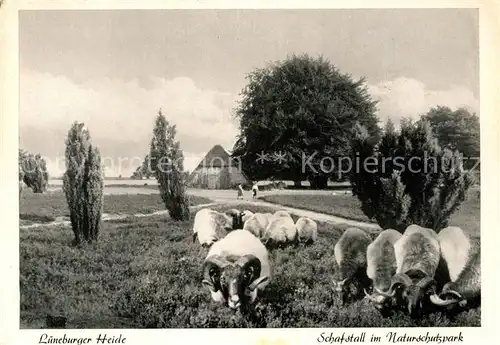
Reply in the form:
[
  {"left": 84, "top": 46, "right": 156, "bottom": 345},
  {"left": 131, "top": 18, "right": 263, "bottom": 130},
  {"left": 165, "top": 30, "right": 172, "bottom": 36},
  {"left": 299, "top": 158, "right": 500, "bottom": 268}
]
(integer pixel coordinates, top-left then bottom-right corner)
[
  {"left": 364, "top": 287, "right": 398, "bottom": 316},
  {"left": 225, "top": 209, "right": 245, "bottom": 230},
  {"left": 331, "top": 278, "right": 350, "bottom": 305},
  {"left": 202, "top": 254, "right": 268, "bottom": 310},
  {"left": 376, "top": 272, "right": 436, "bottom": 318}
]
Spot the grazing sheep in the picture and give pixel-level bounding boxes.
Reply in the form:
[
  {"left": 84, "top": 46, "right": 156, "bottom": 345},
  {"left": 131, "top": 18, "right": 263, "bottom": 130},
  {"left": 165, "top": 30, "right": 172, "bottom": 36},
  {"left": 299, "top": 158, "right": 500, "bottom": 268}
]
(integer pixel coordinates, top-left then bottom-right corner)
[
  {"left": 363, "top": 229, "right": 402, "bottom": 314},
  {"left": 333, "top": 227, "right": 372, "bottom": 305},
  {"left": 376, "top": 224, "right": 442, "bottom": 318},
  {"left": 192, "top": 209, "right": 236, "bottom": 247},
  {"left": 227, "top": 208, "right": 245, "bottom": 230},
  {"left": 243, "top": 213, "right": 271, "bottom": 238},
  {"left": 202, "top": 230, "right": 271, "bottom": 309},
  {"left": 429, "top": 250, "right": 481, "bottom": 311},
  {"left": 295, "top": 217, "right": 318, "bottom": 244},
  {"left": 262, "top": 214, "right": 297, "bottom": 247},
  {"left": 437, "top": 226, "right": 472, "bottom": 282}
]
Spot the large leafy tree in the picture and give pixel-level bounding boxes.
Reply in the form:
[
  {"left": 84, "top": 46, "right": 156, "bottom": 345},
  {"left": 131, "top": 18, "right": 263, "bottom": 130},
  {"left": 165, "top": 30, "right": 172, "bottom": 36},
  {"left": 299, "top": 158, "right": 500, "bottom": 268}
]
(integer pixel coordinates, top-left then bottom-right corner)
[
  {"left": 232, "top": 54, "right": 380, "bottom": 188},
  {"left": 422, "top": 106, "right": 480, "bottom": 171}
]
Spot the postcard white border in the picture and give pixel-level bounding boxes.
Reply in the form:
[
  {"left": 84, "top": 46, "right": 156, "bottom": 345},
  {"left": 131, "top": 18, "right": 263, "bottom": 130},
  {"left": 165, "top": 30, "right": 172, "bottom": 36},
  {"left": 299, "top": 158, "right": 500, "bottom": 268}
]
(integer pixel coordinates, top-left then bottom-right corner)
[{"left": 1, "top": 1, "right": 499, "bottom": 344}]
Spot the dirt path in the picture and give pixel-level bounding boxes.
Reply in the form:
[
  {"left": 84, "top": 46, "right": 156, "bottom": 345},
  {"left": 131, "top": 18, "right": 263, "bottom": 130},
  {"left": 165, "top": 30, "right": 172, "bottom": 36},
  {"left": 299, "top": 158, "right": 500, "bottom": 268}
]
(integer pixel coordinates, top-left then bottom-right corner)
[{"left": 20, "top": 190, "right": 380, "bottom": 233}]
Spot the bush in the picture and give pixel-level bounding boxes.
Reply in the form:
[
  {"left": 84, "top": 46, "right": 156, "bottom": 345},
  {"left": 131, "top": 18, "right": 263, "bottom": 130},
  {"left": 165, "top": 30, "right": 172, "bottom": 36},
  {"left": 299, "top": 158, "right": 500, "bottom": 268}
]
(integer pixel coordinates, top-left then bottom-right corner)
[
  {"left": 19, "top": 149, "right": 49, "bottom": 193},
  {"left": 349, "top": 119, "right": 474, "bottom": 233},
  {"left": 149, "top": 110, "right": 190, "bottom": 221},
  {"left": 63, "top": 122, "right": 104, "bottom": 245}
]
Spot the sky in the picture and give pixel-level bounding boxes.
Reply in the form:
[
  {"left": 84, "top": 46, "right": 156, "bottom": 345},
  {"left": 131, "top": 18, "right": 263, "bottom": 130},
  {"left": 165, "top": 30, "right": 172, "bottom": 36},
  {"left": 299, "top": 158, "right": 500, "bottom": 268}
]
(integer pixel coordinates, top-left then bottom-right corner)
[{"left": 19, "top": 9, "right": 479, "bottom": 177}]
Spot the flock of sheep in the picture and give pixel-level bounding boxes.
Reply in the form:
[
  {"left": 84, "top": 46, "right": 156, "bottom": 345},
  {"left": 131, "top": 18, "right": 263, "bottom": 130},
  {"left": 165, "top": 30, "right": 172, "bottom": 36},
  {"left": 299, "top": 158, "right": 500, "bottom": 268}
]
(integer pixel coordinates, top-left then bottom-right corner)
[{"left": 191, "top": 207, "right": 480, "bottom": 320}]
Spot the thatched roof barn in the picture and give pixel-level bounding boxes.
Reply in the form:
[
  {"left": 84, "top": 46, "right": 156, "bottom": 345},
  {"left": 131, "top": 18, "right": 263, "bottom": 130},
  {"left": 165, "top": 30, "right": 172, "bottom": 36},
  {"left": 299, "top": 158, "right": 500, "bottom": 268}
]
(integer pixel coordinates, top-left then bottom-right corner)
[{"left": 187, "top": 145, "right": 251, "bottom": 189}]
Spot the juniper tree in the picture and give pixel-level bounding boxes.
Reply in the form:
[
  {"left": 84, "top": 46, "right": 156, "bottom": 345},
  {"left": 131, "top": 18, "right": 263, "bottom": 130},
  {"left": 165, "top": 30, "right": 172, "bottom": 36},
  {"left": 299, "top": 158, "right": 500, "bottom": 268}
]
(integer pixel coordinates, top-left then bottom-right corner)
[
  {"left": 349, "top": 119, "right": 474, "bottom": 233},
  {"left": 149, "top": 109, "right": 190, "bottom": 221},
  {"left": 19, "top": 150, "right": 49, "bottom": 193},
  {"left": 63, "top": 123, "right": 104, "bottom": 245}
]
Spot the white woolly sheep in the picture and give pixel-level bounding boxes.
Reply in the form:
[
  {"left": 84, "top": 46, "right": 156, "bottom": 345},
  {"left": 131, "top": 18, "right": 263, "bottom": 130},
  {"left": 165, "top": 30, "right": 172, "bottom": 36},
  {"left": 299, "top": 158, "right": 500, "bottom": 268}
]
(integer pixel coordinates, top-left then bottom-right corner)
[
  {"left": 202, "top": 229, "right": 271, "bottom": 309},
  {"left": 192, "top": 209, "right": 239, "bottom": 247},
  {"left": 295, "top": 217, "right": 318, "bottom": 244},
  {"left": 377, "top": 224, "right": 442, "bottom": 318},
  {"left": 333, "top": 227, "right": 372, "bottom": 305},
  {"left": 243, "top": 213, "right": 271, "bottom": 238},
  {"left": 262, "top": 215, "right": 297, "bottom": 246},
  {"left": 363, "top": 229, "right": 402, "bottom": 314}
]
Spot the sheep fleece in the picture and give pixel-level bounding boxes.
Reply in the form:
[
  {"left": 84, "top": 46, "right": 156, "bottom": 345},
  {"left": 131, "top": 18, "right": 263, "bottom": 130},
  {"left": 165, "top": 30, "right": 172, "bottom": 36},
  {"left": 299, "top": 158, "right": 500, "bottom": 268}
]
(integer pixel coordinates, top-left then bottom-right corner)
[
  {"left": 366, "top": 229, "right": 402, "bottom": 291},
  {"left": 295, "top": 217, "right": 318, "bottom": 242},
  {"left": 437, "top": 226, "right": 471, "bottom": 282},
  {"left": 334, "top": 227, "right": 372, "bottom": 279},
  {"left": 394, "top": 225, "right": 441, "bottom": 277},
  {"left": 243, "top": 213, "right": 271, "bottom": 238}
]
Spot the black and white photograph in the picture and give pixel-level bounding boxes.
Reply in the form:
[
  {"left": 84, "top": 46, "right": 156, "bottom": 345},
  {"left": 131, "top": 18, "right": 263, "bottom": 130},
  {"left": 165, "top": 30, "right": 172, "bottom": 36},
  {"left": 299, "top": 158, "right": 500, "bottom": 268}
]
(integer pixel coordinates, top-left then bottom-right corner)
[{"left": 2, "top": 1, "right": 498, "bottom": 340}]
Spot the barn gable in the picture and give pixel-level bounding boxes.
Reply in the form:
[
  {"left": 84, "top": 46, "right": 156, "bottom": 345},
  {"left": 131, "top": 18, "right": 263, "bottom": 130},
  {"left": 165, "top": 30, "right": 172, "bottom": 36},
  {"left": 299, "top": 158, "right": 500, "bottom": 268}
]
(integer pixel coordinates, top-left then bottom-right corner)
[{"left": 188, "top": 145, "right": 251, "bottom": 189}]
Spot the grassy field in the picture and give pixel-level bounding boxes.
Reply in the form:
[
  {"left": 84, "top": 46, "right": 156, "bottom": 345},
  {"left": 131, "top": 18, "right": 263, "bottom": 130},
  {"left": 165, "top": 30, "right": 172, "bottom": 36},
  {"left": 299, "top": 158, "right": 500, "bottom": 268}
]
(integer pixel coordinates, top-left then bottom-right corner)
[
  {"left": 260, "top": 189, "right": 481, "bottom": 235},
  {"left": 19, "top": 190, "right": 213, "bottom": 225},
  {"left": 20, "top": 202, "right": 480, "bottom": 329}
]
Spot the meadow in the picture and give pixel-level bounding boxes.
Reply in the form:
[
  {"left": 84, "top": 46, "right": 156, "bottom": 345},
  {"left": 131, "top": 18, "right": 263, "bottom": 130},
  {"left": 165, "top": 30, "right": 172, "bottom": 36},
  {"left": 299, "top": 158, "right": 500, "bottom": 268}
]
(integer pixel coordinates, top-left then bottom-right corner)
[
  {"left": 20, "top": 193, "right": 481, "bottom": 328},
  {"left": 19, "top": 189, "right": 212, "bottom": 226}
]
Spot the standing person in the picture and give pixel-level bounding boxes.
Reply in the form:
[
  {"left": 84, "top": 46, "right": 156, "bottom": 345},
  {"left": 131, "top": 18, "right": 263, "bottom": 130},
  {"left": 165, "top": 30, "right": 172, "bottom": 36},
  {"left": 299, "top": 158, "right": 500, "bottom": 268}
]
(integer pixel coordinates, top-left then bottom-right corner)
[
  {"left": 237, "top": 183, "right": 244, "bottom": 200},
  {"left": 252, "top": 182, "right": 259, "bottom": 199}
]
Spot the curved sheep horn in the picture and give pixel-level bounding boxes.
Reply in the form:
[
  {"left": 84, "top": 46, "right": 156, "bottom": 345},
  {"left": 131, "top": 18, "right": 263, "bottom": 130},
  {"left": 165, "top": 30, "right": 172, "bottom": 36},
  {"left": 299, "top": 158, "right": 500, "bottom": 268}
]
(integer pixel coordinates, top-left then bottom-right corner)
[
  {"left": 429, "top": 294, "right": 458, "bottom": 306},
  {"left": 378, "top": 273, "right": 412, "bottom": 297},
  {"left": 236, "top": 254, "right": 263, "bottom": 289},
  {"left": 236, "top": 254, "right": 262, "bottom": 276},
  {"left": 416, "top": 276, "right": 436, "bottom": 291},
  {"left": 202, "top": 255, "right": 229, "bottom": 290}
]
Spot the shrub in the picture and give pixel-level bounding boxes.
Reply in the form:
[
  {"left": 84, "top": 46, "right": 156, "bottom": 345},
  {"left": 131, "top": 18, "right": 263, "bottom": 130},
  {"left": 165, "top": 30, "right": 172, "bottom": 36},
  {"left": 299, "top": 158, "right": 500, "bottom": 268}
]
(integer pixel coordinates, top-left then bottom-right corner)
[
  {"left": 349, "top": 118, "right": 474, "bottom": 233},
  {"left": 19, "top": 149, "right": 49, "bottom": 193},
  {"left": 63, "top": 122, "right": 104, "bottom": 245},
  {"left": 149, "top": 109, "right": 190, "bottom": 221}
]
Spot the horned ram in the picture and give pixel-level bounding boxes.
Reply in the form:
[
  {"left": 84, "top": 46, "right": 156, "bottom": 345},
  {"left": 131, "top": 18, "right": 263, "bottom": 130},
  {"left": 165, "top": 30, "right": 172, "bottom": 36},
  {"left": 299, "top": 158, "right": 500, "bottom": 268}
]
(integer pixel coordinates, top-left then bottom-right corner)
[
  {"left": 202, "top": 229, "right": 271, "bottom": 309},
  {"left": 375, "top": 224, "right": 444, "bottom": 318}
]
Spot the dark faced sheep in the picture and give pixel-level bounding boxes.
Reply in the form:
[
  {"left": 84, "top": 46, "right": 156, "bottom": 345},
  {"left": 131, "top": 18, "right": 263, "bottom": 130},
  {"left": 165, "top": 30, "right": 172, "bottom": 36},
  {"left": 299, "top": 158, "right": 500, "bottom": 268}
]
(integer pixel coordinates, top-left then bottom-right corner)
[
  {"left": 333, "top": 227, "right": 373, "bottom": 305},
  {"left": 375, "top": 225, "right": 442, "bottom": 318},
  {"left": 202, "top": 230, "right": 271, "bottom": 310}
]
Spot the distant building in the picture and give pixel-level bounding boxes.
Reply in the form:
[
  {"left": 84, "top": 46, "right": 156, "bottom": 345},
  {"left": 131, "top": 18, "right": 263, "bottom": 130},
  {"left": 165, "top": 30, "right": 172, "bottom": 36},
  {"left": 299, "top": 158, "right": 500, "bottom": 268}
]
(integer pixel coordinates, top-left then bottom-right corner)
[{"left": 188, "top": 145, "right": 250, "bottom": 189}]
